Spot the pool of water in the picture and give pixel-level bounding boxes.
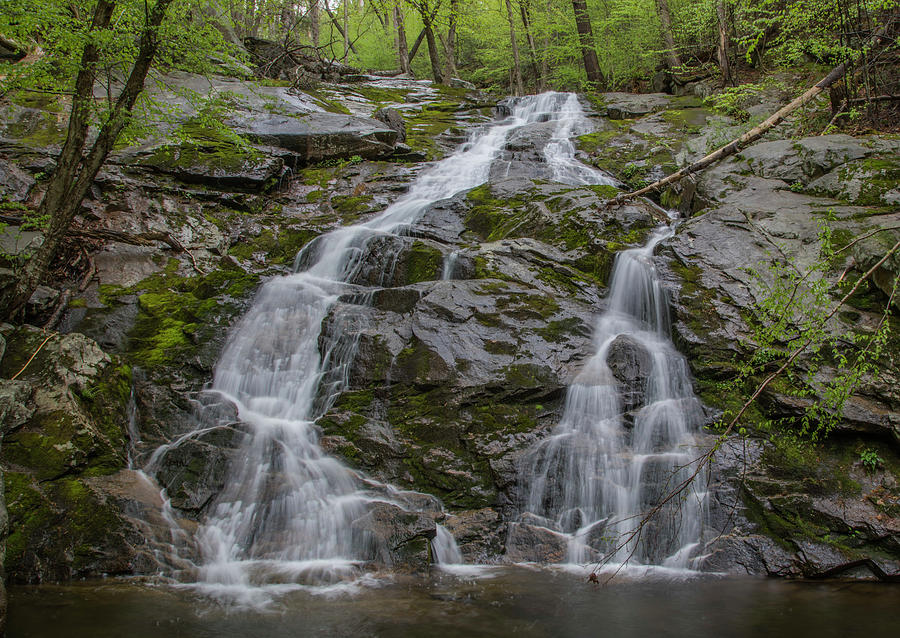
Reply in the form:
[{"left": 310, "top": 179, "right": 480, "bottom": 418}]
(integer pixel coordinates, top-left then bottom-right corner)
[{"left": 7, "top": 566, "right": 898, "bottom": 637}]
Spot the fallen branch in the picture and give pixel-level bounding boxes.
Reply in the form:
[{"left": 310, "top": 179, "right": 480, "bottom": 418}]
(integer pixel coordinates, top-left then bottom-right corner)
[
  {"left": 0, "top": 213, "right": 206, "bottom": 274},
  {"left": 610, "top": 19, "right": 896, "bottom": 211}
]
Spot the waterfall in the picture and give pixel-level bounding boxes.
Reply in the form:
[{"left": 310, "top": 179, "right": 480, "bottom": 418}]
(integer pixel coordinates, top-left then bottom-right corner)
[
  {"left": 517, "top": 227, "right": 708, "bottom": 568},
  {"left": 158, "top": 92, "right": 608, "bottom": 593}
]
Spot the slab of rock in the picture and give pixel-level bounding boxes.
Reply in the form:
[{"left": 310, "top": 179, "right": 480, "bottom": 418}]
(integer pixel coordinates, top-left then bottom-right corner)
[{"left": 599, "top": 92, "right": 671, "bottom": 119}]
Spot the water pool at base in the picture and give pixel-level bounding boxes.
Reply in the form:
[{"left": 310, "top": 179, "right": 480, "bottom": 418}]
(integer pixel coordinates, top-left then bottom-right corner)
[{"left": 7, "top": 568, "right": 898, "bottom": 637}]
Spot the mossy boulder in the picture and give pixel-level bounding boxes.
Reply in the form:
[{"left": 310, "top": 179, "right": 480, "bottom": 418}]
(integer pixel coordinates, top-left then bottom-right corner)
[{"left": 0, "top": 327, "right": 149, "bottom": 582}]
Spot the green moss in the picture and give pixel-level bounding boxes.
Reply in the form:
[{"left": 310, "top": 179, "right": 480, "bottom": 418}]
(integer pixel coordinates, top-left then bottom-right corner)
[
  {"left": 300, "top": 88, "right": 353, "bottom": 114},
  {"left": 111, "top": 258, "right": 262, "bottom": 367},
  {"left": 306, "top": 189, "right": 325, "bottom": 202},
  {"left": 404, "top": 241, "right": 443, "bottom": 284},
  {"left": 536, "top": 317, "right": 589, "bottom": 343},
  {"left": 3, "top": 472, "right": 53, "bottom": 567},
  {"left": 483, "top": 339, "right": 517, "bottom": 355},
  {"left": 228, "top": 226, "right": 317, "bottom": 265},
  {"left": 348, "top": 84, "right": 411, "bottom": 107},
  {"left": 330, "top": 194, "right": 374, "bottom": 219},
  {"left": 405, "top": 105, "right": 462, "bottom": 160},
  {"left": 496, "top": 292, "right": 559, "bottom": 320}
]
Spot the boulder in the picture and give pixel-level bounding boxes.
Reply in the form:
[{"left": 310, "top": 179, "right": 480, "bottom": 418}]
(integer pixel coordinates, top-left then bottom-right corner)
[
  {"left": 350, "top": 501, "right": 436, "bottom": 569},
  {"left": 373, "top": 107, "right": 407, "bottom": 143},
  {"left": 598, "top": 92, "right": 671, "bottom": 119},
  {"left": 234, "top": 112, "right": 399, "bottom": 163},
  {"left": 606, "top": 334, "right": 652, "bottom": 411}
]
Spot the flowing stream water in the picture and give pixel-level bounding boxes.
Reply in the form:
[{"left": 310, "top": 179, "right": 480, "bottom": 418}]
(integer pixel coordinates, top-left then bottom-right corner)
[
  {"left": 147, "top": 92, "right": 617, "bottom": 598},
  {"left": 517, "top": 226, "right": 708, "bottom": 568}
]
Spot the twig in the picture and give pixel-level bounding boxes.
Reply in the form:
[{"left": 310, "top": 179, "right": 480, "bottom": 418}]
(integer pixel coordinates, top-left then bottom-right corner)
[{"left": 9, "top": 331, "right": 55, "bottom": 380}]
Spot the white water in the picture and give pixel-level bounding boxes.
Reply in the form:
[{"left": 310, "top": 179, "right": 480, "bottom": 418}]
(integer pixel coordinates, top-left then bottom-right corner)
[
  {"left": 162, "top": 92, "right": 613, "bottom": 593},
  {"left": 518, "top": 227, "right": 708, "bottom": 568}
]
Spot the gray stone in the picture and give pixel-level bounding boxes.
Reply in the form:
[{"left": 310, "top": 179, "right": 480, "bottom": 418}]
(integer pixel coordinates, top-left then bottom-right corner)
[
  {"left": 598, "top": 92, "right": 671, "bottom": 119},
  {"left": 606, "top": 334, "right": 652, "bottom": 411},
  {"left": 373, "top": 107, "right": 407, "bottom": 143},
  {"left": 505, "top": 521, "right": 568, "bottom": 563}
]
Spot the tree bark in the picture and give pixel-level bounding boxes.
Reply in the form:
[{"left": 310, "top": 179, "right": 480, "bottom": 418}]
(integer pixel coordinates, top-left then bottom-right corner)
[
  {"left": 394, "top": 3, "right": 411, "bottom": 74},
  {"left": 323, "top": 4, "right": 359, "bottom": 55},
  {"left": 571, "top": 0, "right": 604, "bottom": 88},
  {"left": 422, "top": 11, "right": 445, "bottom": 84},
  {"left": 309, "top": 0, "right": 320, "bottom": 48},
  {"left": 655, "top": 0, "right": 681, "bottom": 68},
  {"left": 505, "top": 0, "right": 524, "bottom": 95},
  {"left": 716, "top": 0, "right": 733, "bottom": 86},
  {"left": 342, "top": 0, "right": 349, "bottom": 61},
  {"left": 1, "top": 0, "right": 176, "bottom": 321},
  {"left": 520, "top": 1, "right": 543, "bottom": 91},
  {"left": 441, "top": 0, "right": 459, "bottom": 79},
  {"left": 408, "top": 1, "right": 442, "bottom": 64}
]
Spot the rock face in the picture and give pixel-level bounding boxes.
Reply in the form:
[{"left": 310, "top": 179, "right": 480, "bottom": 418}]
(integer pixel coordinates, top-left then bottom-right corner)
[
  {"left": 0, "top": 326, "right": 160, "bottom": 582},
  {"left": 1, "top": 75, "right": 898, "bottom": 586},
  {"left": 652, "top": 132, "right": 900, "bottom": 577}
]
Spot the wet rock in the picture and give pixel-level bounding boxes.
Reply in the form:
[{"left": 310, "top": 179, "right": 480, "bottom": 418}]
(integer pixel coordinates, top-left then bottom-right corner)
[
  {"left": 606, "top": 334, "right": 652, "bottom": 411},
  {"left": 138, "top": 144, "right": 285, "bottom": 192},
  {"left": 0, "top": 328, "right": 140, "bottom": 582},
  {"left": 237, "top": 112, "right": 399, "bottom": 163},
  {"left": 505, "top": 521, "right": 568, "bottom": 563},
  {"left": 0, "top": 157, "right": 34, "bottom": 201},
  {"left": 443, "top": 508, "right": 505, "bottom": 562},
  {"left": 351, "top": 501, "right": 436, "bottom": 569},
  {"left": 598, "top": 92, "right": 670, "bottom": 119},
  {"left": 374, "top": 107, "right": 407, "bottom": 143},
  {"left": 153, "top": 424, "right": 246, "bottom": 513}
]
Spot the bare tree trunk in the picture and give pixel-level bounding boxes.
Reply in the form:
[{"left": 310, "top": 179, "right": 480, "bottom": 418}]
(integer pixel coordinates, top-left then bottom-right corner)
[
  {"left": 520, "top": 1, "right": 543, "bottom": 90},
  {"left": 422, "top": 10, "right": 445, "bottom": 84},
  {"left": 2, "top": 0, "right": 176, "bottom": 321},
  {"left": 442, "top": 0, "right": 459, "bottom": 79},
  {"left": 505, "top": 0, "right": 524, "bottom": 95},
  {"left": 323, "top": 4, "right": 359, "bottom": 54},
  {"left": 655, "top": 0, "right": 681, "bottom": 68},
  {"left": 309, "top": 0, "right": 320, "bottom": 48},
  {"left": 571, "top": 0, "right": 604, "bottom": 88},
  {"left": 394, "top": 2, "right": 411, "bottom": 74},
  {"left": 343, "top": 0, "right": 350, "bottom": 61},
  {"left": 716, "top": 0, "right": 733, "bottom": 86}
]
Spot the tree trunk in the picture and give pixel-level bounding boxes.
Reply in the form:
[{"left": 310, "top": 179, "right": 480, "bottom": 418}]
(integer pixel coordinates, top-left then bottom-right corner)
[
  {"left": 408, "top": 2, "right": 442, "bottom": 65},
  {"left": 505, "top": 0, "right": 524, "bottom": 95},
  {"left": 309, "top": 0, "right": 320, "bottom": 48},
  {"left": 422, "top": 11, "right": 445, "bottom": 84},
  {"left": 655, "top": 0, "right": 681, "bottom": 68},
  {"left": 716, "top": 0, "right": 733, "bottom": 86},
  {"left": 343, "top": 0, "right": 349, "bottom": 62},
  {"left": 442, "top": 0, "right": 459, "bottom": 79},
  {"left": 1, "top": 0, "right": 176, "bottom": 321},
  {"left": 323, "top": 4, "right": 359, "bottom": 54},
  {"left": 520, "top": 1, "right": 543, "bottom": 90},
  {"left": 571, "top": 0, "right": 604, "bottom": 88},
  {"left": 394, "top": 3, "right": 411, "bottom": 75}
]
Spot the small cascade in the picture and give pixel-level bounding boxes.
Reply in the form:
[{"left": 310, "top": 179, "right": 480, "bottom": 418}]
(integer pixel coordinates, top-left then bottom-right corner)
[
  {"left": 441, "top": 250, "right": 460, "bottom": 280},
  {"left": 144, "top": 92, "right": 610, "bottom": 594},
  {"left": 517, "top": 227, "right": 708, "bottom": 568},
  {"left": 432, "top": 525, "right": 463, "bottom": 565}
]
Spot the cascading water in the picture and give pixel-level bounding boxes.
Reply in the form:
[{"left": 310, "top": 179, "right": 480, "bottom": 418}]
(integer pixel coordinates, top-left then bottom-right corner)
[
  {"left": 149, "top": 92, "right": 612, "bottom": 595},
  {"left": 517, "top": 227, "right": 708, "bottom": 569}
]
